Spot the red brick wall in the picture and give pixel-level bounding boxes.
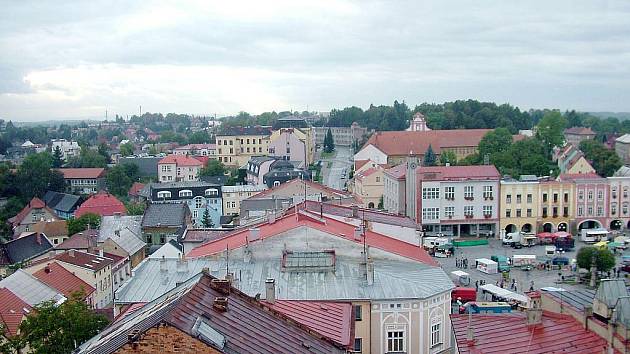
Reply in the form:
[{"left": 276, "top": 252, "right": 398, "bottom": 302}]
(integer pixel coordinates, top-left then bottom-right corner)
[{"left": 115, "top": 324, "right": 221, "bottom": 353}]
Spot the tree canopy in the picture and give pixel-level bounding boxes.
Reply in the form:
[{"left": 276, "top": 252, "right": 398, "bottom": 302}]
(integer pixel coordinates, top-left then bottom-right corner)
[
  {"left": 423, "top": 145, "right": 436, "bottom": 166},
  {"left": 576, "top": 246, "right": 616, "bottom": 272},
  {"left": 106, "top": 163, "right": 139, "bottom": 197},
  {"left": 67, "top": 213, "right": 101, "bottom": 236},
  {"left": 535, "top": 111, "right": 567, "bottom": 157},
  {"left": 579, "top": 140, "right": 623, "bottom": 177},
  {"left": 200, "top": 159, "right": 228, "bottom": 177},
  {"left": 323, "top": 128, "right": 335, "bottom": 153}
]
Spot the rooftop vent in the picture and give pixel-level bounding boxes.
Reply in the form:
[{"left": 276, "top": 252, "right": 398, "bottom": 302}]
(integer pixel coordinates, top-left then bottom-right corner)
[{"left": 281, "top": 250, "right": 336, "bottom": 273}]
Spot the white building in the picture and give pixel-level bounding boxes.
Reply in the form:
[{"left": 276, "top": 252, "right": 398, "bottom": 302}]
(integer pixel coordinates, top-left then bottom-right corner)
[
  {"left": 157, "top": 155, "right": 203, "bottom": 182},
  {"left": 51, "top": 139, "right": 80, "bottom": 160}
]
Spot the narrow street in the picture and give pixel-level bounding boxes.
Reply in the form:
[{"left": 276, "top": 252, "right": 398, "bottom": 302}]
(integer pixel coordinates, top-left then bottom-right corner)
[{"left": 321, "top": 146, "right": 353, "bottom": 191}]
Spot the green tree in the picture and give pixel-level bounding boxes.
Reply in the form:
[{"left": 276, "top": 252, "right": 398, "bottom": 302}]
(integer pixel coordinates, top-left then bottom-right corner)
[
  {"left": 119, "top": 142, "right": 134, "bottom": 157},
  {"left": 18, "top": 292, "right": 109, "bottom": 353},
  {"left": 423, "top": 145, "right": 436, "bottom": 166},
  {"left": 67, "top": 213, "right": 101, "bottom": 235},
  {"left": 579, "top": 140, "right": 623, "bottom": 177},
  {"left": 17, "top": 152, "right": 65, "bottom": 199},
  {"left": 323, "top": 128, "right": 335, "bottom": 153},
  {"left": 201, "top": 208, "right": 214, "bottom": 228},
  {"left": 125, "top": 202, "right": 145, "bottom": 216},
  {"left": 188, "top": 131, "right": 211, "bottom": 144},
  {"left": 439, "top": 150, "right": 457, "bottom": 166},
  {"left": 52, "top": 146, "right": 64, "bottom": 168},
  {"left": 106, "top": 165, "right": 132, "bottom": 197},
  {"left": 200, "top": 159, "right": 227, "bottom": 177},
  {"left": 576, "top": 246, "right": 616, "bottom": 272},
  {"left": 536, "top": 111, "right": 567, "bottom": 157},
  {"left": 478, "top": 128, "right": 513, "bottom": 160},
  {"left": 68, "top": 147, "right": 107, "bottom": 168}
]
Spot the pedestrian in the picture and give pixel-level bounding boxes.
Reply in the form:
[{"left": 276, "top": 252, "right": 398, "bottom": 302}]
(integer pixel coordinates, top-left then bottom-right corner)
[
  {"left": 530, "top": 280, "right": 534, "bottom": 292},
  {"left": 475, "top": 280, "right": 479, "bottom": 291},
  {"left": 514, "top": 280, "right": 518, "bottom": 292},
  {"left": 496, "top": 280, "right": 499, "bottom": 286}
]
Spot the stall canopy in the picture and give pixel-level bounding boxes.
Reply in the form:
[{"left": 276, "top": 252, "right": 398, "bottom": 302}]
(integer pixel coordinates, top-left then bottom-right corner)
[
  {"left": 479, "top": 284, "right": 529, "bottom": 305},
  {"left": 553, "top": 231, "right": 572, "bottom": 239},
  {"left": 537, "top": 232, "right": 554, "bottom": 240},
  {"left": 594, "top": 240, "right": 609, "bottom": 248}
]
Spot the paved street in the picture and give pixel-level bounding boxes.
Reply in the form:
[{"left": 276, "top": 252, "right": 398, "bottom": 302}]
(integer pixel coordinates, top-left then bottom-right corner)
[{"left": 321, "top": 146, "right": 353, "bottom": 191}]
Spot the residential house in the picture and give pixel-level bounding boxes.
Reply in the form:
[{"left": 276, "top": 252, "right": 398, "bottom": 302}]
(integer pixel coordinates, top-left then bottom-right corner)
[
  {"left": 0, "top": 288, "right": 31, "bottom": 338},
  {"left": 51, "top": 139, "right": 80, "bottom": 160},
  {"left": 147, "top": 240, "right": 184, "bottom": 259},
  {"left": 559, "top": 173, "right": 609, "bottom": 233},
  {"left": 354, "top": 129, "right": 497, "bottom": 166},
  {"left": 553, "top": 144, "right": 596, "bottom": 175},
  {"left": 0, "top": 269, "right": 66, "bottom": 307},
  {"left": 75, "top": 192, "right": 126, "bottom": 218},
  {"left": 500, "top": 175, "right": 540, "bottom": 236},
  {"left": 98, "top": 215, "right": 145, "bottom": 268},
  {"left": 79, "top": 272, "right": 347, "bottom": 354},
  {"left": 609, "top": 171, "right": 630, "bottom": 231},
  {"left": 141, "top": 203, "right": 192, "bottom": 251},
  {"left": 262, "top": 160, "right": 310, "bottom": 188},
  {"left": 352, "top": 165, "right": 385, "bottom": 209},
  {"left": 221, "top": 185, "right": 267, "bottom": 216},
  {"left": 246, "top": 156, "right": 279, "bottom": 186},
  {"left": 268, "top": 127, "right": 314, "bottom": 166},
  {"left": 57, "top": 168, "right": 107, "bottom": 194},
  {"left": 7, "top": 197, "right": 59, "bottom": 236},
  {"left": 33, "top": 219, "right": 68, "bottom": 245},
  {"left": 127, "top": 182, "right": 145, "bottom": 202},
  {"left": 146, "top": 181, "right": 222, "bottom": 227},
  {"left": 157, "top": 155, "right": 203, "bottom": 182},
  {"left": 216, "top": 126, "right": 273, "bottom": 167},
  {"left": 538, "top": 177, "right": 575, "bottom": 233},
  {"left": 383, "top": 164, "right": 407, "bottom": 215},
  {"left": 564, "top": 126, "right": 596, "bottom": 146},
  {"left": 0, "top": 232, "right": 54, "bottom": 276},
  {"left": 172, "top": 143, "right": 217, "bottom": 157},
  {"left": 180, "top": 229, "right": 229, "bottom": 255},
  {"left": 43, "top": 191, "right": 82, "bottom": 219},
  {"left": 32, "top": 262, "right": 96, "bottom": 306},
  {"left": 56, "top": 229, "right": 99, "bottom": 252},
  {"left": 615, "top": 134, "right": 630, "bottom": 164},
  {"left": 313, "top": 122, "right": 368, "bottom": 147},
  {"left": 119, "top": 156, "right": 161, "bottom": 178},
  {"left": 128, "top": 210, "right": 453, "bottom": 354}
]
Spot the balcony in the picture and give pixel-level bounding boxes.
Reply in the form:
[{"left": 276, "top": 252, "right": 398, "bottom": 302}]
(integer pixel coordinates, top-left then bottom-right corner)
[
  {"left": 483, "top": 196, "right": 494, "bottom": 201},
  {"left": 465, "top": 214, "right": 474, "bottom": 219},
  {"left": 484, "top": 214, "right": 492, "bottom": 219},
  {"left": 464, "top": 196, "right": 474, "bottom": 201}
]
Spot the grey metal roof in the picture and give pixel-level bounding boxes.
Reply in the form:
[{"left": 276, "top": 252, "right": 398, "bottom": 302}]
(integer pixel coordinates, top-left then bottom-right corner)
[
  {"left": 99, "top": 215, "right": 145, "bottom": 255},
  {"left": 543, "top": 289, "right": 596, "bottom": 312},
  {"left": 3, "top": 232, "right": 54, "bottom": 264},
  {"left": 614, "top": 296, "right": 630, "bottom": 328},
  {"left": 148, "top": 241, "right": 183, "bottom": 259},
  {"left": 149, "top": 181, "right": 219, "bottom": 189},
  {"left": 595, "top": 279, "right": 629, "bottom": 308},
  {"left": 43, "top": 191, "right": 81, "bottom": 213},
  {"left": 141, "top": 203, "right": 189, "bottom": 228},
  {"left": 614, "top": 166, "right": 630, "bottom": 177},
  {"left": 0, "top": 269, "right": 66, "bottom": 306}
]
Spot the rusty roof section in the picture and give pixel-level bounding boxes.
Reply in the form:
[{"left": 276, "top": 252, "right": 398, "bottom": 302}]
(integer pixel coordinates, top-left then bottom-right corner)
[
  {"left": 364, "top": 129, "right": 492, "bottom": 156},
  {"left": 57, "top": 168, "right": 106, "bottom": 179},
  {"left": 0, "top": 288, "right": 31, "bottom": 337},
  {"left": 33, "top": 262, "right": 95, "bottom": 298}
]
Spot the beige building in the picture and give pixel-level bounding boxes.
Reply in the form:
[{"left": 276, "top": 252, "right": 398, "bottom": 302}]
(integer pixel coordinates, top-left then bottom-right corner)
[
  {"left": 216, "top": 126, "right": 273, "bottom": 167},
  {"left": 268, "top": 127, "right": 315, "bottom": 166},
  {"left": 352, "top": 165, "right": 385, "bottom": 209},
  {"left": 538, "top": 178, "right": 575, "bottom": 233},
  {"left": 554, "top": 144, "right": 596, "bottom": 175},
  {"left": 157, "top": 155, "right": 203, "bottom": 182},
  {"left": 500, "top": 176, "right": 540, "bottom": 235},
  {"left": 383, "top": 164, "right": 406, "bottom": 215},
  {"left": 221, "top": 185, "right": 267, "bottom": 215},
  {"left": 8, "top": 197, "right": 59, "bottom": 236}
]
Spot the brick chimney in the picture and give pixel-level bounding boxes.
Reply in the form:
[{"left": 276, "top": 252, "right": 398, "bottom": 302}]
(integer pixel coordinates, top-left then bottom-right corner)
[
  {"left": 526, "top": 291, "right": 542, "bottom": 325},
  {"left": 213, "top": 297, "right": 228, "bottom": 312},
  {"left": 265, "top": 278, "right": 276, "bottom": 303},
  {"left": 36, "top": 233, "right": 42, "bottom": 245},
  {"left": 210, "top": 279, "right": 231, "bottom": 295}
]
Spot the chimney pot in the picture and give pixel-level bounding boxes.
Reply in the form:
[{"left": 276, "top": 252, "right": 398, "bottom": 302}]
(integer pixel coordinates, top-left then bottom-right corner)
[
  {"left": 265, "top": 278, "right": 276, "bottom": 303},
  {"left": 44, "top": 265, "right": 51, "bottom": 273},
  {"left": 210, "top": 279, "right": 231, "bottom": 295},
  {"left": 213, "top": 297, "right": 228, "bottom": 312}
]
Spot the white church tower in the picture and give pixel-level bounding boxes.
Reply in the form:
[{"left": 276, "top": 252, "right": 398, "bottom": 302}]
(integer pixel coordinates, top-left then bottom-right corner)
[{"left": 408, "top": 112, "right": 431, "bottom": 132}]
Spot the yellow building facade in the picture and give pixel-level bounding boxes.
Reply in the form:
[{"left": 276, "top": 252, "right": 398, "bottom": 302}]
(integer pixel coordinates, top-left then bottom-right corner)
[
  {"left": 216, "top": 128, "right": 272, "bottom": 167},
  {"left": 538, "top": 180, "right": 575, "bottom": 233},
  {"left": 500, "top": 179, "right": 540, "bottom": 235}
]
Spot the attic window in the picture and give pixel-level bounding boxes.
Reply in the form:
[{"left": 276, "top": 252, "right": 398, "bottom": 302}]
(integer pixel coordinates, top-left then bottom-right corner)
[
  {"left": 192, "top": 316, "right": 226, "bottom": 349},
  {"left": 205, "top": 188, "right": 218, "bottom": 197},
  {"left": 281, "top": 250, "right": 336, "bottom": 272},
  {"left": 179, "top": 190, "right": 193, "bottom": 197}
]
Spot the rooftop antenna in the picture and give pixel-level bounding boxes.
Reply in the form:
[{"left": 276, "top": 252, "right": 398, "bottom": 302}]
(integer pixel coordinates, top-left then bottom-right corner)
[{"left": 225, "top": 243, "right": 230, "bottom": 279}]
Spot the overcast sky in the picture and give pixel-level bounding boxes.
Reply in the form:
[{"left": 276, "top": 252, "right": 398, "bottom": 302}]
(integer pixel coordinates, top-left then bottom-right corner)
[{"left": 1, "top": 1, "right": 629, "bottom": 121}]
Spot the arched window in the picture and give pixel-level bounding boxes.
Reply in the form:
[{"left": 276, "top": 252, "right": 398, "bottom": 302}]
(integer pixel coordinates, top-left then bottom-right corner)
[
  {"left": 157, "top": 191, "right": 171, "bottom": 199},
  {"left": 205, "top": 188, "right": 218, "bottom": 197},
  {"left": 179, "top": 190, "right": 193, "bottom": 197}
]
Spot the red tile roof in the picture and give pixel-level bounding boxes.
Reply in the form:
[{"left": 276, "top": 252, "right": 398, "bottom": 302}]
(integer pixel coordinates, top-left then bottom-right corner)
[
  {"left": 55, "top": 250, "right": 113, "bottom": 272},
  {"left": 354, "top": 159, "right": 370, "bottom": 171},
  {"left": 263, "top": 300, "right": 353, "bottom": 348},
  {"left": 250, "top": 179, "right": 350, "bottom": 200},
  {"left": 32, "top": 220, "right": 68, "bottom": 238},
  {"left": 451, "top": 311, "right": 613, "bottom": 354},
  {"left": 187, "top": 211, "right": 436, "bottom": 266},
  {"left": 417, "top": 165, "right": 501, "bottom": 181},
  {"left": 300, "top": 200, "right": 418, "bottom": 228},
  {"left": 354, "top": 167, "right": 381, "bottom": 181},
  {"left": 364, "top": 129, "right": 493, "bottom": 156},
  {"left": 57, "top": 168, "right": 106, "bottom": 179},
  {"left": 7, "top": 197, "right": 58, "bottom": 226},
  {"left": 384, "top": 163, "right": 407, "bottom": 180},
  {"left": 558, "top": 172, "right": 604, "bottom": 182},
  {"left": 192, "top": 155, "right": 209, "bottom": 166},
  {"left": 0, "top": 288, "right": 31, "bottom": 337},
  {"left": 565, "top": 126, "right": 596, "bottom": 136},
  {"left": 127, "top": 182, "right": 145, "bottom": 197},
  {"left": 56, "top": 229, "right": 99, "bottom": 250},
  {"left": 158, "top": 154, "right": 203, "bottom": 166},
  {"left": 75, "top": 192, "right": 126, "bottom": 218},
  {"left": 33, "top": 262, "right": 95, "bottom": 298}
]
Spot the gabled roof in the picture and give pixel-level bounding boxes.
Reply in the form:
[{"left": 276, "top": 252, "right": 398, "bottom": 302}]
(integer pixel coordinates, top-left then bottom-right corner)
[
  {"left": 616, "top": 134, "right": 630, "bottom": 144},
  {"left": 32, "top": 220, "right": 68, "bottom": 238},
  {"left": 417, "top": 165, "right": 501, "bottom": 181},
  {"left": 0, "top": 288, "right": 31, "bottom": 337},
  {"left": 558, "top": 172, "right": 604, "bottom": 182},
  {"left": 384, "top": 163, "right": 407, "bottom": 180},
  {"left": 55, "top": 250, "right": 113, "bottom": 272},
  {"left": 363, "top": 129, "right": 493, "bottom": 156},
  {"left": 75, "top": 192, "right": 126, "bottom": 218},
  {"left": 127, "top": 182, "right": 145, "bottom": 197},
  {"left": 249, "top": 179, "right": 350, "bottom": 200},
  {"left": 595, "top": 279, "right": 629, "bottom": 309},
  {"left": 263, "top": 300, "right": 353, "bottom": 348},
  {"left": 187, "top": 210, "right": 435, "bottom": 265},
  {"left": 0, "top": 269, "right": 66, "bottom": 306},
  {"left": 141, "top": 204, "right": 189, "bottom": 228},
  {"left": 33, "top": 262, "right": 95, "bottom": 298},
  {"left": 99, "top": 215, "right": 144, "bottom": 255},
  {"left": 43, "top": 191, "right": 82, "bottom": 213},
  {"left": 7, "top": 197, "right": 58, "bottom": 226},
  {"left": 148, "top": 240, "right": 184, "bottom": 259},
  {"left": 354, "top": 166, "right": 381, "bottom": 181},
  {"left": 56, "top": 229, "right": 99, "bottom": 250},
  {"left": 0, "top": 232, "right": 54, "bottom": 265},
  {"left": 57, "top": 168, "right": 106, "bottom": 179},
  {"left": 451, "top": 311, "right": 612, "bottom": 354},
  {"left": 78, "top": 272, "right": 346, "bottom": 354},
  {"left": 565, "top": 126, "right": 595, "bottom": 136},
  {"left": 157, "top": 154, "right": 203, "bottom": 167},
  {"left": 300, "top": 200, "right": 418, "bottom": 228}
]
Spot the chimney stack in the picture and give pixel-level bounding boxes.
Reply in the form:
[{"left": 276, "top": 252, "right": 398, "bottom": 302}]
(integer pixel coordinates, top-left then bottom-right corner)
[
  {"left": 210, "top": 279, "right": 231, "bottom": 295},
  {"left": 366, "top": 257, "right": 374, "bottom": 285},
  {"left": 36, "top": 233, "right": 42, "bottom": 245},
  {"left": 44, "top": 265, "right": 51, "bottom": 274},
  {"left": 99, "top": 249, "right": 104, "bottom": 257},
  {"left": 160, "top": 255, "right": 167, "bottom": 272},
  {"left": 352, "top": 205, "right": 359, "bottom": 218},
  {"left": 526, "top": 291, "right": 542, "bottom": 325},
  {"left": 265, "top": 278, "right": 276, "bottom": 303},
  {"left": 213, "top": 297, "right": 228, "bottom": 312},
  {"left": 69, "top": 249, "right": 75, "bottom": 257},
  {"left": 114, "top": 230, "right": 120, "bottom": 237}
]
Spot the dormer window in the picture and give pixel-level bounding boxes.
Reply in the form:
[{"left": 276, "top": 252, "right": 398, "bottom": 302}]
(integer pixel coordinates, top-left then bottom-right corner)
[
  {"left": 157, "top": 191, "right": 171, "bottom": 198},
  {"left": 179, "top": 190, "right": 193, "bottom": 197},
  {"left": 205, "top": 188, "right": 218, "bottom": 197}
]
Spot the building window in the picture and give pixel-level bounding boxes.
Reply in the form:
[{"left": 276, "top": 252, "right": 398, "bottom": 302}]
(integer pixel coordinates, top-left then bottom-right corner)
[
  {"left": 526, "top": 208, "right": 532, "bottom": 217},
  {"left": 516, "top": 209, "right": 521, "bottom": 217},
  {"left": 376, "top": 176, "right": 380, "bottom": 182},
  {"left": 205, "top": 188, "right": 218, "bottom": 197},
  {"left": 387, "top": 331, "right": 404, "bottom": 353},
  {"left": 588, "top": 191, "right": 593, "bottom": 201},
  {"left": 612, "top": 203, "right": 617, "bottom": 215},
  {"left": 624, "top": 203, "right": 628, "bottom": 215},
  {"left": 542, "top": 207, "right": 548, "bottom": 218},
  {"left": 193, "top": 210, "right": 198, "bottom": 219},
  {"left": 483, "top": 186, "right": 493, "bottom": 199},
  {"left": 578, "top": 206, "right": 584, "bottom": 216},
  {"left": 354, "top": 305, "right": 362, "bottom": 321},
  {"left": 422, "top": 208, "right": 440, "bottom": 220},
  {"left": 464, "top": 206, "right": 474, "bottom": 217},
  {"left": 542, "top": 193, "right": 548, "bottom": 202},
  {"left": 553, "top": 193, "right": 558, "bottom": 203},
  {"left": 552, "top": 207, "right": 558, "bottom": 217},
  {"left": 159, "top": 234, "right": 166, "bottom": 244},
  {"left": 422, "top": 187, "right": 440, "bottom": 200},
  {"left": 564, "top": 192, "right": 569, "bottom": 203},
  {"left": 464, "top": 186, "right": 474, "bottom": 199},
  {"left": 597, "top": 206, "right": 604, "bottom": 216},
  {"left": 157, "top": 191, "right": 171, "bottom": 199},
  {"left": 179, "top": 190, "right": 193, "bottom": 197},
  {"left": 273, "top": 181, "right": 280, "bottom": 187},
  {"left": 587, "top": 206, "right": 593, "bottom": 215},
  {"left": 527, "top": 194, "right": 532, "bottom": 203},
  {"left": 598, "top": 190, "right": 604, "bottom": 200},
  {"left": 516, "top": 194, "right": 522, "bottom": 203},
  {"left": 444, "top": 206, "right": 454, "bottom": 218},
  {"left": 505, "top": 209, "right": 511, "bottom": 218},
  {"left": 353, "top": 338, "right": 362, "bottom": 353},
  {"left": 146, "top": 235, "right": 152, "bottom": 244},
  {"left": 578, "top": 191, "right": 584, "bottom": 201},
  {"left": 431, "top": 322, "right": 442, "bottom": 348},
  {"left": 506, "top": 194, "right": 511, "bottom": 204},
  {"left": 444, "top": 186, "right": 455, "bottom": 200},
  {"left": 194, "top": 197, "right": 204, "bottom": 209}
]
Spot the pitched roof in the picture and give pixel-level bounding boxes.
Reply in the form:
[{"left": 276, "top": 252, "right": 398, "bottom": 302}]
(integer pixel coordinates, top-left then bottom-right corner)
[
  {"left": 157, "top": 154, "right": 203, "bottom": 167},
  {"left": 56, "top": 229, "right": 99, "bottom": 250},
  {"left": 262, "top": 300, "right": 353, "bottom": 348},
  {"left": 0, "top": 288, "right": 31, "bottom": 337},
  {"left": 78, "top": 273, "right": 346, "bottom": 354},
  {"left": 0, "top": 269, "right": 65, "bottom": 306},
  {"left": 301, "top": 200, "right": 418, "bottom": 228},
  {"left": 32, "top": 220, "right": 68, "bottom": 238},
  {"left": 217, "top": 125, "right": 273, "bottom": 136},
  {"left": 57, "top": 168, "right": 106, "bottom": 179},
  {"left": 354, "top": 166, "right": 381, "bottom": 181},
  {"left": 616, "top": 134, "right": 630, "bottom": 144},
  {"left": 7, "top": 197, "right": 58, "bottom": 226},
  {"left": 363, "top": 129, "right": 493, "bottom": 156},
  {"left": 558, "top": 172, "right": 604, "bottom": 182},
  {"left": 141, "top": 203, "right": 189, "bottom": 228},
  {"left": 148, "top": 240, "right": 184, "bottom": 259},
  {"left": 55, "top": 250, "right": 113, "bottom": 272},
  {"left": 565, "top": 126, "right": 595, "bottom": 135},
  {"left": 417, "top": 165, "right": 501, "bottom": 181},
  {"left": 127, "top": 182, "right": 145, "bottom": 197},
  {"left": 43, "top": 191, "right": 82, "bottom": 213},
  {"left": 451, "top": 311, "right": 612, "bottom": 354},
  {"left": 249, "top": 179, "right": 351, "bottom": 200},
  {"left": 181, "top": 229, "right": 231, "bottom": 243},
  {"left": 187, "top": 210, "right": 435, "bottom": 265},
  {"left": 0, "top": 232, "right": 54, "bottom": 265},
  {"left": 33, "top": 262, "right": 95, "bottom": 298},
  {"left": 99, "top": 215, "right": 144, "bottom": 255},
  {"left": 75, "top": 192, "right": 126, "bottom": 218}
]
